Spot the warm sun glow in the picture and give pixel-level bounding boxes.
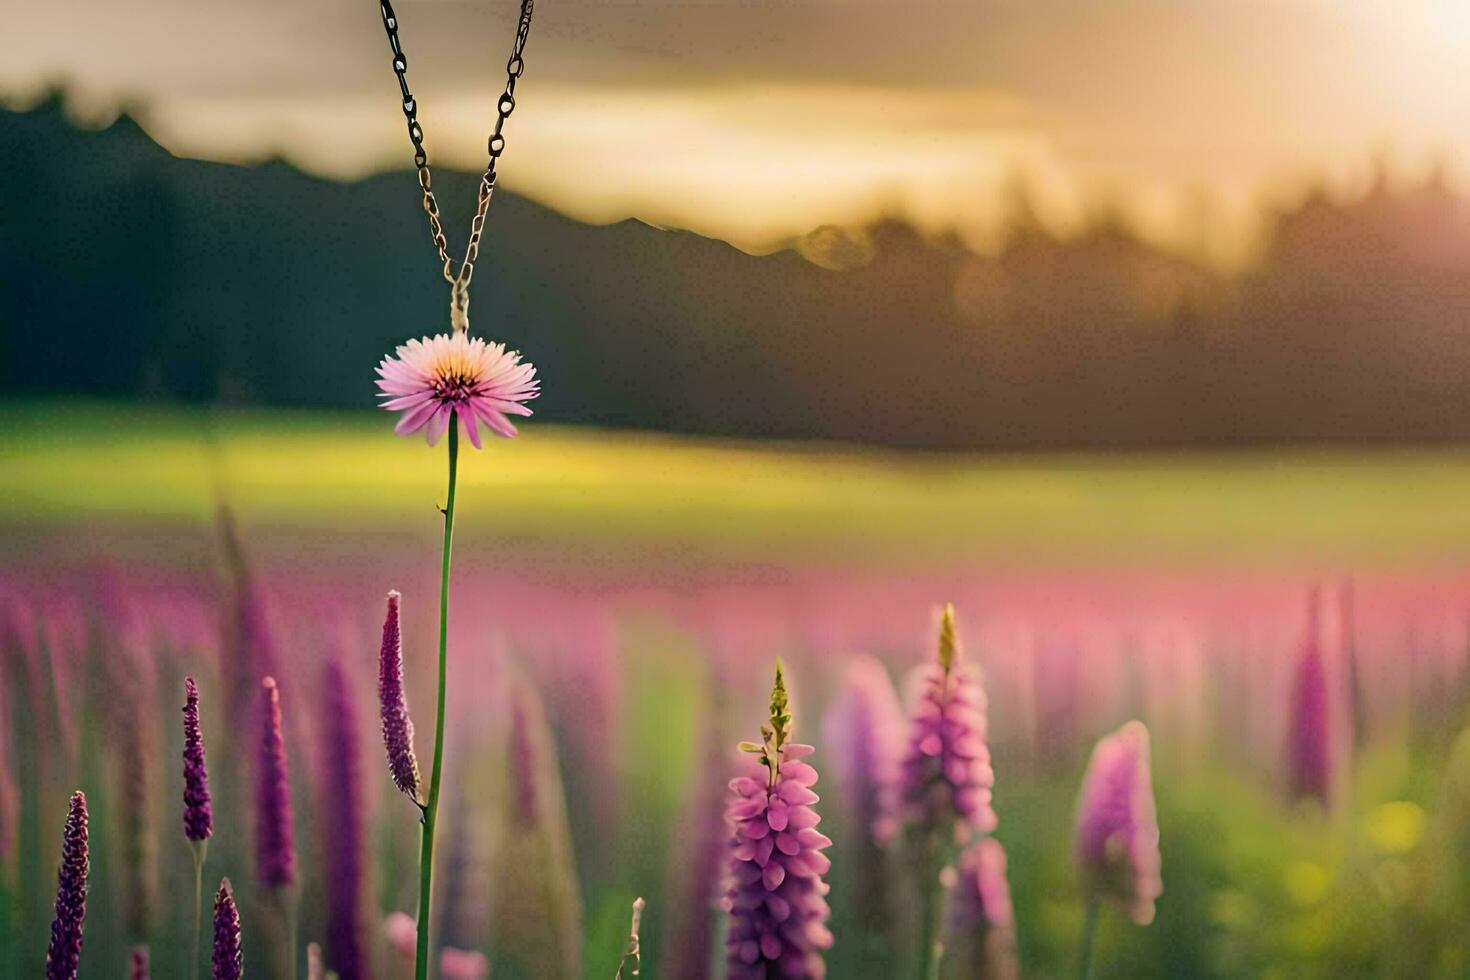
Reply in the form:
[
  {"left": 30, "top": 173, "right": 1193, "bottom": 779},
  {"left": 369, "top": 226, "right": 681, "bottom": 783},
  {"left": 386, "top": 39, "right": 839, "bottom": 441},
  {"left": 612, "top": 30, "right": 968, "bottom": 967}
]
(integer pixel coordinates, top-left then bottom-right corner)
[{"left": 8, "top": 0, "right": 1470, "bottom": 267}]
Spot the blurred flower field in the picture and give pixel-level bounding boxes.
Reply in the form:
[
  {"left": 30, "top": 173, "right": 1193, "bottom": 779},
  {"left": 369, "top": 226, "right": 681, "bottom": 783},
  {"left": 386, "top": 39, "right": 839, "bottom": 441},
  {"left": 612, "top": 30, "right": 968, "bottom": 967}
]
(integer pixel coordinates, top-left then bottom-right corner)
[{"left": 8, "top": 402, "right": 1470, "bottom": 977}]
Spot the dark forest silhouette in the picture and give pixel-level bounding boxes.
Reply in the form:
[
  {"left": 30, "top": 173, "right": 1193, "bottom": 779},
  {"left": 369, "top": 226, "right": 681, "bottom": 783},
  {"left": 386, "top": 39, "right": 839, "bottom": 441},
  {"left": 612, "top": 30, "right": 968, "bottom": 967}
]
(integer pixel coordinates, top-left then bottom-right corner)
[{"left": 4, "top": 93, "right": 1470, "bottom": 449}]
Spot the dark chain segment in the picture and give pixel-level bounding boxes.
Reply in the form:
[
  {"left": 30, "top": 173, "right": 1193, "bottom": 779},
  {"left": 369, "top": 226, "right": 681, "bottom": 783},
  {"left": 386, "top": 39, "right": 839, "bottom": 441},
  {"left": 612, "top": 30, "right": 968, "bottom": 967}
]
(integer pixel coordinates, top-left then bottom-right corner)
[{"left": 378, "top": 0, "right": 534, "bottom": 331}]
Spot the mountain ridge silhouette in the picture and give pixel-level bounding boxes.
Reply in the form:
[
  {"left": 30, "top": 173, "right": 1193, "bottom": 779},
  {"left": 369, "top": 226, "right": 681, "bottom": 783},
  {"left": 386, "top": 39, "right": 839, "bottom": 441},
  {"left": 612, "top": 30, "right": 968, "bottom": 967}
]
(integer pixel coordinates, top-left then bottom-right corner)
[{"left": 5, "top": 93, "right": 1470, "bottom": 449}]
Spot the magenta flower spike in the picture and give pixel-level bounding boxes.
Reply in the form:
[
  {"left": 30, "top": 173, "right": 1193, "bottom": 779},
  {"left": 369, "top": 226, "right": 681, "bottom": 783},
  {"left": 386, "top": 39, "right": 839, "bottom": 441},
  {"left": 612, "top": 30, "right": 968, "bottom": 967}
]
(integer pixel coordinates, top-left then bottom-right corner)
[
  {"left": 384, "top": 912, "right": 418, "bottom": 962},
  {"left": 212, "top": 878, "right": 243, "bottom": 980},
  {"left": 129, "top": 947, "right": 150, "bottom": 980},
  {"left": 823, "top": 655, "right": 904, "bottom": 845},
  {"left": 376, "top": 333, "right": 540, "bottom": 447},
  {"left": 182, "top": 677, "right": 213, "bottom": 842},
  {"left": 46, "top": 790, "right": 89, "bottom": 980},
  {"left": 946, "top": 838, "right": 1019, "bottom": 980},
  {"left": 1074, "top": 721, "right": 1162, "bottom": 926},
  {"left": 1287, "top": 590, "right": 1333, "bottom": 804},
  {"left": 724, "top": 662, "right": 834, "bottom": 979},
  {"left": 255, "top": 676, "right": 296, "bottom": 889},
  {"left": 378, "top": 591, "right": 422, "bottom": 803},
  {"left": 440, "top": 948, "right": 491, "bottom": 980},
  {"left": 322, "top": 658, "right": 367, "bottom": 980},
  {"left": 509, "top": 686, "right": 544, "bottom": 827},
  {"left": 899, "top": 605, "right": 997, "bottom": 842}
]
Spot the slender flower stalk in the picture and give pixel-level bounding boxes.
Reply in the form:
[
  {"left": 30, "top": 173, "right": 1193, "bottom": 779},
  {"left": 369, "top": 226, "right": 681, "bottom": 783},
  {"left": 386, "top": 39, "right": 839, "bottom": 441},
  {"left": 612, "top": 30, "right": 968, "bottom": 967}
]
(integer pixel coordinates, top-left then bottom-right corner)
[
  {"left": 616, "top": 897, "right": 646, "bottom": 979},
  {"left": 376, "top": 329, "right": 537, "bottom": 980},
  {"left": 417, "top": 418, "right": 460, "bottom": 980},
  {"left": 183, "top": 676, "right": 213, "bottom": 980},
  {"left": 256, "top": 676, "right": 298, "bottom": 980},
  {"left": 256, "top": 676, "right": 296, "bottom": 888},
  {"left": 46, "top": 790, "right": 89, "bottom": 980},
  {"left": 900, "top": 606, "right": 996, "bottom": 980},
  {"left": 1074, "top": 721, "right": 1162, "bottom": 977},
  {"left": 322, "top": 658, "right": 367, "bottom": 980},
  {"left": 130, "top": 947, "right": 151, "bottom": 980},
  {"left": 212, "top": 878, "right": 243, "bottom": 980},
  {"left": 378, "top": 591, "right": 422, "bottom": 803},
  {"left": 725, "top": 662, "right": 834, "bottom": 979}
]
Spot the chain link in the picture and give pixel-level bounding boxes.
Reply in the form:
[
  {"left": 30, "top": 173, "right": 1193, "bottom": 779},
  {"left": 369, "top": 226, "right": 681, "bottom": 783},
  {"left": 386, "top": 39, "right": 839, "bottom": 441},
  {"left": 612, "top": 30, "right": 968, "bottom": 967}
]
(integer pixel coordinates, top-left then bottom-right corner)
[{"left": 378, "top": 0, "right": 534, "bottom": 331}]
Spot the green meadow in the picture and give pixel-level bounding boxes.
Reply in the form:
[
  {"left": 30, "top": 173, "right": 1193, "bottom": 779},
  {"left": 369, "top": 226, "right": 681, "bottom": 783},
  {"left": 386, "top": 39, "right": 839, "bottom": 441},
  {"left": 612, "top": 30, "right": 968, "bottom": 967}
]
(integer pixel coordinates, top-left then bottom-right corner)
[{"left": 6, "top": 400, "right": 1470, "bottom": 569}]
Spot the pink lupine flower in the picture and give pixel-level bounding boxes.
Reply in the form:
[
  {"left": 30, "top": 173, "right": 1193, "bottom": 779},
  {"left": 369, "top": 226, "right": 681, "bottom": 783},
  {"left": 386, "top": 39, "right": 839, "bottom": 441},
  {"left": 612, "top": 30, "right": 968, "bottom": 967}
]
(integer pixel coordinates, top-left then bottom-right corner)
[
  {"left": 823, "top": 655, "right": 904, "bottom": 845},
  {"left": 822, "top": 655, "right": 905, "bottom": 933},
  {"left": 1074, "top": 721, "right": 1162, "bottom": 925},
  {"left": 945, "top": 838, "right": 1019, "bottom": 980},
  {"left": 1287, "top": 590, "right": 1333, "bottom": 804},
  {"left": 384, "top": 912, "right": 418, "bottom": 961},
  {"left": 129, "top": 946, "right": 150, "bottom": 980},
  {"left": 439, "top": 948, "right": 490, "bottom": 980},
  {"left": 509, "top": 685, "right": 545, "bottom": 827},
  {"left": 899, "top": 606, "right": 997, "bottom": 843},
  {"left": 724, "top": 663, "right": 834, "bottom": 979},
  {"left": 375, "top": 333, "right": 539, "bottom": 447}
]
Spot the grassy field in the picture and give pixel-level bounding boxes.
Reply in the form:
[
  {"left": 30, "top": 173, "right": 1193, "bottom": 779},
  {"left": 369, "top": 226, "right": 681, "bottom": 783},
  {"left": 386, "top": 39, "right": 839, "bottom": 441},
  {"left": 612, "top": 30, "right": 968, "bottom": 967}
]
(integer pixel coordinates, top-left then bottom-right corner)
[
  {"left": 10, "top": 400, "right": 1470, "bottom": 979},
  {"left": 6, "top": 400, "right": 1470, "bottom": 567}
]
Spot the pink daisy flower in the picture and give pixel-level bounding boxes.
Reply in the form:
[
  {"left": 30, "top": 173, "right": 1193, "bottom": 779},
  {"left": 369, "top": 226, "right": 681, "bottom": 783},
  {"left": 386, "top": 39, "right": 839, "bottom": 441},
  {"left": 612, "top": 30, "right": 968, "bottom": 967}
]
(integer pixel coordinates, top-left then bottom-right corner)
[{"left": 375, "top": 333, "right": 539, "bottom": 448}]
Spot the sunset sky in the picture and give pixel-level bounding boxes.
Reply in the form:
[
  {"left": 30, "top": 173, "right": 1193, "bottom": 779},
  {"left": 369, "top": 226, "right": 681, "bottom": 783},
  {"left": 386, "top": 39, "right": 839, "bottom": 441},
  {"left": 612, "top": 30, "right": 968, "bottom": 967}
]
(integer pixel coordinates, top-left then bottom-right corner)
[{"left": 8, "top": 0, "right": 1470, "bottom": 264}]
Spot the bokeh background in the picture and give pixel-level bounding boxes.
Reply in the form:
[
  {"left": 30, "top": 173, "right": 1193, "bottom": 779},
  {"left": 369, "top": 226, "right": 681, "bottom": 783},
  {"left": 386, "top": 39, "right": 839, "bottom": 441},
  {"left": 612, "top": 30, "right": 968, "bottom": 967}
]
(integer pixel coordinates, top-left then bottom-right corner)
[{"left": 7, "top": 1, "right": 1470, "bottom": 977}]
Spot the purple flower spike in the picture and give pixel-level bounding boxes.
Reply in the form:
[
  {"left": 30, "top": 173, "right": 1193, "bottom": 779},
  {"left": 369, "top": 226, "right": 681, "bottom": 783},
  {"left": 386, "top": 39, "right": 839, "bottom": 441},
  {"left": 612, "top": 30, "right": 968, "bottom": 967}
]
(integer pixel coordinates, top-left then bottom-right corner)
[
  {"left": 323, "top": 659, "right": 366, "bottom": 980},
  {"left": 725, "top": 663, "right": 834, "bottom": 979},
  {"left": 46, "top": 790, "right": 89, "bottom": 980},
  {"left": 183, "top": 677, "right": 213, "bottom": 842},
  {"left": 1287, "top": 590, "right": 1333, "bottom": 803},
  {"left": 1074, "top": 721, "right": 1162, "bottom": 925},
  {"left": 823, "top": 655, "right": 904, "bottom": 846},
  {"left": 378, "top": 591, "right": 422, "bottom": 803},
  {"left": 899, "top": 605, "right": 997, "bottom": 843},
  {"left": 255, "top": 676, "right": 296, "bottom": 888},
  {"left": 212, "top": 878, "right": 243, "bottom": 980},
  {"left": 946, "top": 838, "right": 1019, "bottom": 980},
  {"left": 129, "top": 946, "right": 150, "bottom": 980},
  {"left": 509, "top": 686, "right": 544, "bottom": 827}
]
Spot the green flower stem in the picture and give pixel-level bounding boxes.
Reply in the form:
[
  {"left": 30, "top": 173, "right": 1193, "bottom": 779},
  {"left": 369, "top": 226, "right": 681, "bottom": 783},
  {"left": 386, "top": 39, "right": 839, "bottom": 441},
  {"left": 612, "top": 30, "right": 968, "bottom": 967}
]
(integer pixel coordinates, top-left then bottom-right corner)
[
  {"left": 1078, "top": 899, "right": 1100, "bottom": 980},
  {"left": 917, "top": 830, "right": 953, "bottom": 980},
  {"left": 415, "top": 419, "right": 459, "bottom": 980},
  {"left": 190, "top": 839, "right": 207, "bottom": 980}
]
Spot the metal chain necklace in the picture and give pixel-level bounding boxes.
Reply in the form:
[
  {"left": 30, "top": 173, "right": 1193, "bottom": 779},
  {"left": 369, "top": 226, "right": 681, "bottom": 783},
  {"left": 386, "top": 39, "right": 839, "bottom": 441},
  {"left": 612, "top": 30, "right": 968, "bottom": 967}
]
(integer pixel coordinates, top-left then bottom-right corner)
[{"left": 377, "top": 0, "right": 535, "bottom": 334}]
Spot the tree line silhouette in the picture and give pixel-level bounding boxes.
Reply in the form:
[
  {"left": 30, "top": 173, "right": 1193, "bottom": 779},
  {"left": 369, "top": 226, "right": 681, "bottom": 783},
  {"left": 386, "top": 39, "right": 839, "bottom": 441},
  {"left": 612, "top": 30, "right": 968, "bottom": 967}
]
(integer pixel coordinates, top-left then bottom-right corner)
[{"left": 4, "top": 92, "right": 1469, "bottom": 449}]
